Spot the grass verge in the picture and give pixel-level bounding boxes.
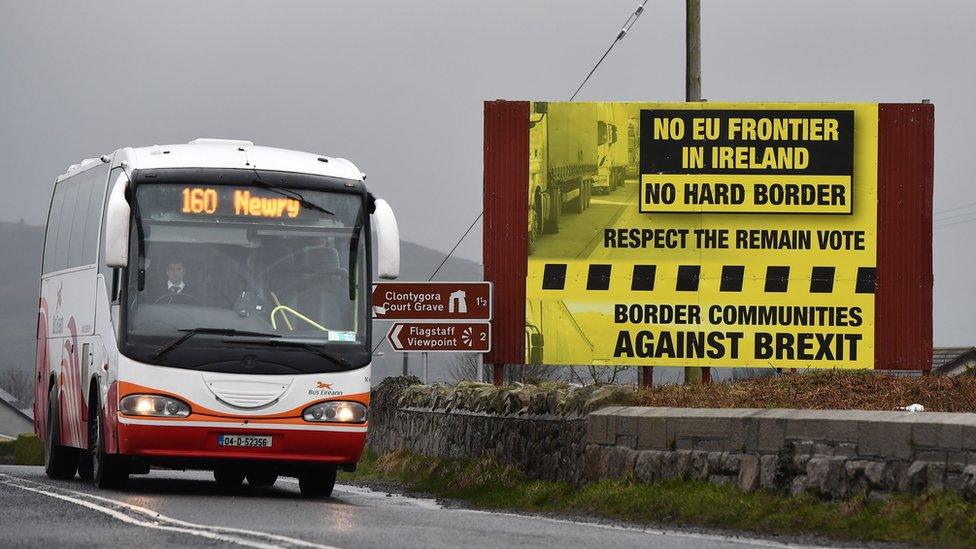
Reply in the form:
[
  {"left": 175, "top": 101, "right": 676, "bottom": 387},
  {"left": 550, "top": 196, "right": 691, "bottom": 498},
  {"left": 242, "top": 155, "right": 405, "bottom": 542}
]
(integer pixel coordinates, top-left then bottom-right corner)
[
  {"left": 342, "top": 451, "right": 976, "bottom": 548},
  {"left": 635, "top": 370, "right": 976, "bottom": 412},
  {"left": 0, "top": 438, "right": 15, "bottom": 464}
]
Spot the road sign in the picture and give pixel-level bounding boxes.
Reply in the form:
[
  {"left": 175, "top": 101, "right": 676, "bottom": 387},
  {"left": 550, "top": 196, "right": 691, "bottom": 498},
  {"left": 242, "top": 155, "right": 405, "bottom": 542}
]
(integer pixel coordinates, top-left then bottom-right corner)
[
  {"left": 387, "top": 322, "right": 491, "bottom": 353},
  {"left": 372, "top": 282, "right": 492, "bottom": 321}
]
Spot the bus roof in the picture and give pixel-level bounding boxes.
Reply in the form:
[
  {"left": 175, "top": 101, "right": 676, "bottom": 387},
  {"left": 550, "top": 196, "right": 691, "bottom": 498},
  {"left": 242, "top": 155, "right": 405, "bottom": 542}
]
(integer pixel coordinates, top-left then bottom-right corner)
[{"left": 57, "top": 139, "right": 364, "bottom": 183}]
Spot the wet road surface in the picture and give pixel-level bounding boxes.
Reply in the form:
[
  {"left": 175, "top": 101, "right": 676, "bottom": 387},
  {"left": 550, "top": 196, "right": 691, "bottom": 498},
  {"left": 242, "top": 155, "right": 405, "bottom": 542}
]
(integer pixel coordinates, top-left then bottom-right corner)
[{"left": 0, "top": 465, "right": 842, "bottom": 549}]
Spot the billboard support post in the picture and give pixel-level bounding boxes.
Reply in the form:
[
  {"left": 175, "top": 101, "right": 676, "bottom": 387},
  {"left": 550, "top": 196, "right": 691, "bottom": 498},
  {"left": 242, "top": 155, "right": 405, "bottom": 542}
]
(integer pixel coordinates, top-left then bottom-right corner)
[
  {"left": 493, "top": 364, "right": 505, "bottom": 386},
  {"left": 639, "top": 366, "right": 654, "bottom": 389}
]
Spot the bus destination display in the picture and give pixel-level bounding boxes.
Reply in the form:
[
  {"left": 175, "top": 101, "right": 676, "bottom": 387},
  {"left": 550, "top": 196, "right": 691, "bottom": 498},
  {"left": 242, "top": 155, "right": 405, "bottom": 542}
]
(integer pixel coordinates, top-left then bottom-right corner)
[{"left": 180, "top": 187, "right": 301, "bottom": 219}]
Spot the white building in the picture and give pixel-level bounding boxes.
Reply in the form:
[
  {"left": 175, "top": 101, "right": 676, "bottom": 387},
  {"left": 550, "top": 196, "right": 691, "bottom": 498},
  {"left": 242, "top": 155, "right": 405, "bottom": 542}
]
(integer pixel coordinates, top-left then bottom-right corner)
[{"left": 0, "top": 387, "right": 33, "bottom": 439}]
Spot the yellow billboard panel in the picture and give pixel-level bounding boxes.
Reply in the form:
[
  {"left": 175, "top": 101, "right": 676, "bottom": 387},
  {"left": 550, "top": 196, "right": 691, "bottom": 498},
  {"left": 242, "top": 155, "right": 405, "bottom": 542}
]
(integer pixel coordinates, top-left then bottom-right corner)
[{"left": 525, "top": 102, "right": 878, "bottom": 369}]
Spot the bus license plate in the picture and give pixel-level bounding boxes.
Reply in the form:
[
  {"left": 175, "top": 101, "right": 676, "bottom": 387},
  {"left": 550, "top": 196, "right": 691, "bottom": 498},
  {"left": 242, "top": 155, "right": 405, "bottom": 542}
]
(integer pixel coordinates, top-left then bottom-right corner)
[{"left": 218, "top": 435, "right": 272, "bottom": 448}]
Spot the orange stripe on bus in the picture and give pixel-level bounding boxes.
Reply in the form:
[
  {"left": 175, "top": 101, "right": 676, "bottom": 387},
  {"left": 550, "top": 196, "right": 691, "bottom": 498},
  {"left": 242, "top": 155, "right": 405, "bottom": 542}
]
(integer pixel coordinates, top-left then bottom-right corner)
[{"left": 117, "top": 381, "right": 370, "bottom": 423}]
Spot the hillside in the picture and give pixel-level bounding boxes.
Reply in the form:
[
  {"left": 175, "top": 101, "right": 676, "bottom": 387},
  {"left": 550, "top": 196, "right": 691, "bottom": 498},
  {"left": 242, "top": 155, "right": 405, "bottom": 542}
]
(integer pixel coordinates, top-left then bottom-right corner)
[
  {"left": 0, "top": 221, "right": 482, "bottom": 401},
  {"left": 0, "top": 222, "right": 44, "bottom": 389}
]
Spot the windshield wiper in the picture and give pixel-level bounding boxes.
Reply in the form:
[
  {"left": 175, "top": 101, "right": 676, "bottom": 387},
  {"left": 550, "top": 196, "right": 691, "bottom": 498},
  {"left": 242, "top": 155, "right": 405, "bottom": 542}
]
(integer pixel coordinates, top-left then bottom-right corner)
[
  {"left": 152, "top": 328, "right": 281, "bottom": 360},
  {"left": 348, "top": 207, "right": 364, "bottom": 300},
  {"left": 250, "top": 178, "right": 334, "bottom": 216},
  {"left": 131, "top": 185, "right": 148, "bottom": 291},
  {"left": 226, "top": 336, "right": 352, "bottom": 370}
]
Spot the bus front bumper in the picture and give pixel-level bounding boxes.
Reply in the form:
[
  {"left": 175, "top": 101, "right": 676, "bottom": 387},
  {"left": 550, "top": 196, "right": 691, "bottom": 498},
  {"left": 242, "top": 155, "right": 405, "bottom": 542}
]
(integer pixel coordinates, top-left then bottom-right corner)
[{"left": 116, "top": 416, "right": 367, "bottom": 464}]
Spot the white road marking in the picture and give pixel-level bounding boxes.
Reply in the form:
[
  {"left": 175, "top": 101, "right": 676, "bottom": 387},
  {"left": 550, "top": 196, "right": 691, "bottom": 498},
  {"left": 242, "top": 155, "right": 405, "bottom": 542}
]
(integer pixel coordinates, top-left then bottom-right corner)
[
  {"left": 454, "top": 509, "right": 843, "bottom": 549},
  {"left": 326, "top": 482, "right": 840, "bottom": 549},
  {"left": 0, "top": 473, "right": 341, "bottom": 549},
  {"left": 307, "top": 481, "right": 442, "bottom": 510}
]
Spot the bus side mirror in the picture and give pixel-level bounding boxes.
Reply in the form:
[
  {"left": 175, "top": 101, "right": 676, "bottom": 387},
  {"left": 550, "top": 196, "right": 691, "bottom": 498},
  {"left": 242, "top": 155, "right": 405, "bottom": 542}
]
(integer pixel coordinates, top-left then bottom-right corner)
[
  {"left": 372, "top": 198, "right": 399, "bottom": 279},
  {"left": 104, "top": 173, "right": 130, "bottom": 268}
]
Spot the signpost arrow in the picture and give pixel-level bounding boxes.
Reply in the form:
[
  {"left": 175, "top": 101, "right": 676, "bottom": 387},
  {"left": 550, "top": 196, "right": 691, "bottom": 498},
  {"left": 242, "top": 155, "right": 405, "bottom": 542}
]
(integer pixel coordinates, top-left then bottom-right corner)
[{"left": 386, "top": 322, "right": 491, "bottom": 353}]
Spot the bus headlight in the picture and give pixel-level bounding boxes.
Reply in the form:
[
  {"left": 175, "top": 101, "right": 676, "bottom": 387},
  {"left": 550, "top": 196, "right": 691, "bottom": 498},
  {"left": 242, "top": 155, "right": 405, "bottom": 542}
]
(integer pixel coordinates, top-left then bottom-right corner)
[
  {"left": 302, "top": 401, "right": 367, "bottom": 423},
  {"left": 120, "top": 395, "right": 191, "bottom": 417}
]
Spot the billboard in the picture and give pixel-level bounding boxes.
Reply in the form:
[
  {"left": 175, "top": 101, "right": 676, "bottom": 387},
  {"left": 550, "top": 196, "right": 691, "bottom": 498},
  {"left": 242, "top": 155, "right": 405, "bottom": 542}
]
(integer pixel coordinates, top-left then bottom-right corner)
[{"left": 525, "top": 102, "right": 879, "bottom": 369}]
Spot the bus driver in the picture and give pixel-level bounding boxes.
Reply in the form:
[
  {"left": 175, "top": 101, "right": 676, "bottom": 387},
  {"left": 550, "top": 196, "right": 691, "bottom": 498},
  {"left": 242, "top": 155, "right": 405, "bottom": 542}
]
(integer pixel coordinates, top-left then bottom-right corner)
[{"left": 155, "top": 260, "right": 199, "bottom": 304}]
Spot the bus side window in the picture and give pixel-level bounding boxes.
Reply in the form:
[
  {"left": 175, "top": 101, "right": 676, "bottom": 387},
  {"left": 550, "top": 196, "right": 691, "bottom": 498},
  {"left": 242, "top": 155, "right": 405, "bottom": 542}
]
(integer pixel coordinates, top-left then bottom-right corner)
[
  {"left": 42, "top": 185, "right": 65, "bottom": 274},
  {"left": 68, "top": 173, "right": 93, "bottom": 268},
  {"left": 54, "top": 178, "right": 78, "bottom": 271},
  {"left": 81, "top": 165, "right": 107, "bottom": 266}
]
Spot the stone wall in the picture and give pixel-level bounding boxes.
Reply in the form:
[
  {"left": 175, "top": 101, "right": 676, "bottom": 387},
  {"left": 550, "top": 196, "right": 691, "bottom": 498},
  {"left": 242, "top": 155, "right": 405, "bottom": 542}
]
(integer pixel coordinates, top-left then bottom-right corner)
[
  {"left": 368, "top": 406, "right": 586, "bottom": 482},
  {"left": 366, "top": 377, "right": 595, "bottom": 482},
  {"left": 586, "top": 406, "right": 976, "bottom": 499},
  {"left": 366, "top": 378, "right": 976, "bottom": 499}
]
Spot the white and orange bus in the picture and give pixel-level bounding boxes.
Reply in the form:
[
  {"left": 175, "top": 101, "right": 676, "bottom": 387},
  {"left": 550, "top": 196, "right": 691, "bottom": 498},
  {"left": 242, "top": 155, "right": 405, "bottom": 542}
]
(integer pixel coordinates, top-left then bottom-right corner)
[{"left": 35, "top": 139, "right": 399, "bottom": 497}]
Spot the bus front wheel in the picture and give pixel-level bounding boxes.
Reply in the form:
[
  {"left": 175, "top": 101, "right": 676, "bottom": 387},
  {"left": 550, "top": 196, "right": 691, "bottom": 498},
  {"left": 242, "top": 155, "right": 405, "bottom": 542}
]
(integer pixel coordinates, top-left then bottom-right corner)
[
  {"left": 90, "top": 398, "right": 128, "bottom": 489},
  {"left": 44, "top": 384, "right": 78, "bottom": 480},
  {"left": 298, "top": 466, "right": 337, "bottom": 498}
]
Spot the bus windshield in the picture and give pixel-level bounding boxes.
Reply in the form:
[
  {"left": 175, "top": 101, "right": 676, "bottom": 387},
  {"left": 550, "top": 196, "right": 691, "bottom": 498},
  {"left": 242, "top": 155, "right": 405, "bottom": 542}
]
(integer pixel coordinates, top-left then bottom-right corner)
[{"left": 122, "top": 175, "right": 368, "bottom": 374}]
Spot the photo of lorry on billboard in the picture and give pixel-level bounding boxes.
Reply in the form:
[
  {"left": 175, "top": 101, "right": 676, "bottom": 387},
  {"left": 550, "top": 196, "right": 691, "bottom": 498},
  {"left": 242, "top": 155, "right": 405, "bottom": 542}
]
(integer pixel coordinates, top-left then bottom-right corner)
[{"left": 525, "top": 102, "right": 878, "bottom": 369}]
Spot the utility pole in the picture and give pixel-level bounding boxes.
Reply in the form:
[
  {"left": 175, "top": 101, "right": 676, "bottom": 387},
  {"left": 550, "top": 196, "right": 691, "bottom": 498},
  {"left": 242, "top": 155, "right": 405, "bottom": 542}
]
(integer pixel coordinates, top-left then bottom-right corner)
[
  {"left": 684, "top": 0, "right": 705, "bottom": 386},
  {"left": 685, "top": 0, "right": 701, "bottom": 102}
]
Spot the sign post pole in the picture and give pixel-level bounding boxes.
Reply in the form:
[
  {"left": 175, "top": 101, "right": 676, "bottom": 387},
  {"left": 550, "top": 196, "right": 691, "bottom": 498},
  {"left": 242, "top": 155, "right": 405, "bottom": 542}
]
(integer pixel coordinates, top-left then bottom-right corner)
[{"left": 422, "top": 352, "right": 428, "bottom": 384}]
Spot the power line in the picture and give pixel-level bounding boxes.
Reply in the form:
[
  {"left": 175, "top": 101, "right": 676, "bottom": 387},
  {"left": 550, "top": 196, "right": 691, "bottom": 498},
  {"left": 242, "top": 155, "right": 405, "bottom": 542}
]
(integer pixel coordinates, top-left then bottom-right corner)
[
  {"left": 934, "top": 199, "right": 976, "bottom": 216},
  {"left": 935, "top": 208, "right": 976, "bottom": 222},
  {"left": 428, "top": 211, "right": 483, "bottom": 281},
  {"left": 375, "top": 3, "right": 650, "bottom": 358},
  {"left": 934, "top": 211, "right": 976, "bottom": 228},
  {"left": 935, "top": 215, "right": 976, "bottom": 229},
  {"left": 370, "top": 210, "right": 484, "bottom": 355},
  {"left": 570, "top": 0, "right": 649, "bottom": 101},
  {"left": 933, "top": 209, "right": 976, "bottom": 222},
  {"left": 399, "top": 0, "right": 650, "bottom": 293}
]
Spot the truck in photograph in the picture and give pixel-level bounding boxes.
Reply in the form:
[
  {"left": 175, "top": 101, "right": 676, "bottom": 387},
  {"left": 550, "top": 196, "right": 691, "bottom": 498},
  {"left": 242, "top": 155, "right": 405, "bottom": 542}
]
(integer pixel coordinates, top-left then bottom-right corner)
[
  {"left": 595, "top": 103, "right": 629, "bottom": 193},
  {"left": 528, "top": 102, "right": 597, "bottom": 253},
  {"left": 525, "top": 299, "right": 594, "bottom": 365},
  {"left": 626, "top": 116, "right": 640, "bottom": 178},
  {"left": 34, "top": 139, "right": 400, "bottom": 497}
]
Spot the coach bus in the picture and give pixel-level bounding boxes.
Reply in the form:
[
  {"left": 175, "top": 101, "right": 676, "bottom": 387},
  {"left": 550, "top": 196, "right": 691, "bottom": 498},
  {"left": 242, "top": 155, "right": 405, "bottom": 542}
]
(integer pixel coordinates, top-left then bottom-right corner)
[{"left": 35, "top": 139, "right": 399, "bottom": 497}]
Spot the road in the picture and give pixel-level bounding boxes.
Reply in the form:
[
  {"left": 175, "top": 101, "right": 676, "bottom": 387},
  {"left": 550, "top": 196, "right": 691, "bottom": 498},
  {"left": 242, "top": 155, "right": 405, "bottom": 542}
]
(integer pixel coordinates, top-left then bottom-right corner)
[
  {"left": 0, "top": 465, "right": 841, "bottom": 549},
  {"left": 532, "top": 180, "right": 638, "bottom": 260}
]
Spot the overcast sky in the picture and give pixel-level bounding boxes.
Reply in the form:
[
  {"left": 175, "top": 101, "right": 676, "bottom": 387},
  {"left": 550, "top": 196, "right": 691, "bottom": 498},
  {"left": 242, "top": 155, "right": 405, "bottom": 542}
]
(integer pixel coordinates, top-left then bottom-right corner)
[{"left": 1, "top": 1, "right": 973, "bottom": 345}]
